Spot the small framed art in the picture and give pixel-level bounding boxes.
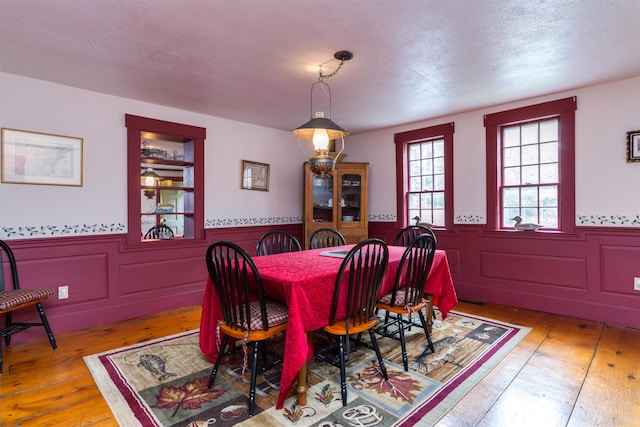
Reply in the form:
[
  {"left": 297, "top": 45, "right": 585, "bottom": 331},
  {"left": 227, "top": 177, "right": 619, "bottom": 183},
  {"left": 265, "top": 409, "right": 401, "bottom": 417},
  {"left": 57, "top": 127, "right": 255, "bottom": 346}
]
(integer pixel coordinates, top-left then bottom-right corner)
[
  {"left": 241, "top": 159, "right": 270, "bottom": 191},
  {"left": 627, "top": 130, "right": 640, "bottom": 162},
  {"left": 1, "top": 128, "right": 83, "bottom": 186}
]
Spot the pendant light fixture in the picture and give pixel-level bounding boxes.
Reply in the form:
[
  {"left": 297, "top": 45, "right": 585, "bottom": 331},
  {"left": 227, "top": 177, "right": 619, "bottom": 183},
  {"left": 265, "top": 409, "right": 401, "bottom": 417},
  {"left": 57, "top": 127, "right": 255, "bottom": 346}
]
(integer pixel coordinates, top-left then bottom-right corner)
[
  {"left": 141, "top": 167, "right": 161, "bottom": 199},
  {"left": 293, "top": 50, "right": 353, "bottom": 176}
]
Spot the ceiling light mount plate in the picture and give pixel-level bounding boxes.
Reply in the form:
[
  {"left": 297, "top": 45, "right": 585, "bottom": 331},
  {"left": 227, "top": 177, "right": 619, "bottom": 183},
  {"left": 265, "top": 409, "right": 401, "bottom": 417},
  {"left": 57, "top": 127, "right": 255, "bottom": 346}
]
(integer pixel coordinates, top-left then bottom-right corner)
[{"left": 334, "top": 50, "right": 353, "bottom": 61}]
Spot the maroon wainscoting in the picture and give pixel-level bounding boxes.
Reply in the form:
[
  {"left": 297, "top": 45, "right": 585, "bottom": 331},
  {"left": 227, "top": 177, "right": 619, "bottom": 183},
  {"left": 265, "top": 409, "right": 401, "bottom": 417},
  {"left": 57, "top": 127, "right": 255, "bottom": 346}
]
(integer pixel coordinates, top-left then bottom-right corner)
[
  {"left": 370, "top": 223, "right": 640, "bottom": 329},
  {"left": 5, "top": 221, "right": 638, "bottom": 346},
  {"left": 1, "top": 224, "right": 302, "bottom": 344}
]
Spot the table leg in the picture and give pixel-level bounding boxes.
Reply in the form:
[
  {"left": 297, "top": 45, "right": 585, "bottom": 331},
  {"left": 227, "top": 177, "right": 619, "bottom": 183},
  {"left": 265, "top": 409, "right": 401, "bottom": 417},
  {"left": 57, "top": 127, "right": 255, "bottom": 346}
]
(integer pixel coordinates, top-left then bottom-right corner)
[
  {"left": 296, "top": 361, "right": 308, "bottom": 406},
  {"left": 425, "top": 294, "right": 434, "bottom": 334}
]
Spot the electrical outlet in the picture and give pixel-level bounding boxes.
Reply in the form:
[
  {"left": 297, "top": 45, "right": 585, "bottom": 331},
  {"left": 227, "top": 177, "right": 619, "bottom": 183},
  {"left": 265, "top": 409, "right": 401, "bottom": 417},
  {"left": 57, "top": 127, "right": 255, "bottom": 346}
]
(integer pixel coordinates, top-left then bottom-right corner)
[
  {"left": 58, "top": 285, "right": 69, "bottom": 299},
  {"left": 634, "top": 277, "right": 640, "bottom": 291}
]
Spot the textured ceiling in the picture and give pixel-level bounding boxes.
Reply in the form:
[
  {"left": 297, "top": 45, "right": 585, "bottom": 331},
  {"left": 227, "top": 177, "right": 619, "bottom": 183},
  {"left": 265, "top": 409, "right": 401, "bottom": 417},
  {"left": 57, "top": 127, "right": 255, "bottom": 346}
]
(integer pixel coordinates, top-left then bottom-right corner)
[{"left": 1, "top": 0, "right": 639, "bottom": 135}]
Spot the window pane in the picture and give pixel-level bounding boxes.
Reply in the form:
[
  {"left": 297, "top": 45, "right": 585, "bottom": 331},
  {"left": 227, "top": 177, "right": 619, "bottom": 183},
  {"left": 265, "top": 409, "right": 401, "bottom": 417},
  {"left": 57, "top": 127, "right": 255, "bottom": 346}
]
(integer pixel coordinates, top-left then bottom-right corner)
[
  {"left": 421, "top": 158, "right": 433, "bottom": 175},
  {"left": 422, "top": 175, "right": 433, "bottom": 191},
  {"left": 409, "top": 144, "right": 420, "bottom": 160},
  {"left": 521, "top": 144, "right": 538, "bottom": 165},
  {"left": 503, "top": 127, "right": 520, "bottom": 147},
  {"left": 421, "top": 141, "right": 432, "bottom": 158},
  {"left": 540, "top": 208, "right": 558, "bottom": 227},
  {"left": 521, "top": 208, "right": 538, "bottom": 223},
  {"left": 432, "top": 209, "right": 445, "bottom": 226},
  {"left": 409, "top": 160, "right": 420, "bottom": 176},
  {"left": 504, "top": 147, "right": 520, "bottom": 167},
  {"left": 540, "top": 185, "right": 557, "bottom": 207},
  {"left": 409, "top": 176, "right": 421, "bottom": 191},
  {"left": 408, "top": 193, "right": 420, "bottom": 209},
  {"left": 540, "top": 163, "right": 558, "bottom": 183},
  {"left": 434, "top": 157, "right": 445, "bottom": 174},
  {"left": 521, "top": 165, "right": 539, "bottom": 184},
  {"left": 503, "top": 188, "right": 520, "bottom": 207},
  {"left": 434, "top": 140, "right": 444, "bottom": 157},
  {"left": 421, "top": 193, "right": 432, "bottom": 208},
  {"left": 521, "top": 187, "right": 538, "bottom": 207},
  {"left": 433, "top": 192, "right": 445, "bottom": 208},
  {"left": 540, "top": 141, "right": 558, "bottom": 163},
  {"left": 420, "top": 209, "right": 433, "bottom": 224},
  {"left": 433, "top": 174, "right": 445, "bottom": 190},
  {"left": 521, "top": 123, "right": 538, "bottom": 145},
  {"left": 539, "top": 119, "right": 558, "bottom": 142},
  {"left": 504, "top": 167, "right": 520, "bottom": 185}
]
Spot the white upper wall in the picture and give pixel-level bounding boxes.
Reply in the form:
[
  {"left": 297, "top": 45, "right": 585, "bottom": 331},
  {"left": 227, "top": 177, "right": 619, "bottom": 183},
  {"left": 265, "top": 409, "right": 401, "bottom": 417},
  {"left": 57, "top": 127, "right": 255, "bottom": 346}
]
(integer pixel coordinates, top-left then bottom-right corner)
[
  {"left": 0, "top": 72, "right": 304, "bottom": 239},
  {"left": 345, "top": 75, "right": 640, "bottom": 226},
  {"left": 1, "top": 72, "right": 639, "bottom": 240}
]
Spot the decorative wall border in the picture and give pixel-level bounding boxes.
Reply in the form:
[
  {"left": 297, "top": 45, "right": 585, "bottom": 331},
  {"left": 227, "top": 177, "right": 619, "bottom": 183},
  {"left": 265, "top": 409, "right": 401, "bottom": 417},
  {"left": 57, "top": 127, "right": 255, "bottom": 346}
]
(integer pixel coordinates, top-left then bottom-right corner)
[
  {"left": 4, "top": 214, "right": 639, "bottom": 239},
  {"left": 455, "top": 214, "right": 485, "bottom": 224},
  {"left": 206, "top": 216, "right": 302, "bottom": 228},
  {"left": 577, "top": 215, "right": 640, "bottom": 226},
  {"left": 1, "top": 223, "right": 126, "bottom": 239},
  {"left": 369, "top": 213, "right": 396, "bottom": 222}
]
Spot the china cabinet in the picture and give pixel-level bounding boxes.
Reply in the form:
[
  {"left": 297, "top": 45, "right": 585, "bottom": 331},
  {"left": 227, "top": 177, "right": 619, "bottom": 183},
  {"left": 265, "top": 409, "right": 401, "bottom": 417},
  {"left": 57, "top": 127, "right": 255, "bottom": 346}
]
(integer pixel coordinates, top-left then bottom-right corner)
[{"left": 303, "top": 162, "right": 369, "bottom": 249}]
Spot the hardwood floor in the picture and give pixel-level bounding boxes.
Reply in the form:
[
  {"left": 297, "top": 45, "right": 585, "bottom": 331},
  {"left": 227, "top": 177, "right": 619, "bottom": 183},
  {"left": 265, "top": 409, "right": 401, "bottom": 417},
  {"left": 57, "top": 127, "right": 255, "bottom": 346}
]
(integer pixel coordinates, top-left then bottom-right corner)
[{"left": 1, "top": 302, "right": 638, "bottom": 426}]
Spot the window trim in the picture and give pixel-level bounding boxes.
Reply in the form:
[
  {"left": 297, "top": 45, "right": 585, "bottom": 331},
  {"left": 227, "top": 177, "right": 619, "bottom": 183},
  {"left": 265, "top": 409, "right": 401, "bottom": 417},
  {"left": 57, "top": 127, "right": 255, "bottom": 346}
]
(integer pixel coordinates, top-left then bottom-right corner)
[
  {"left": 125, "top": 114, "right": 206, "bottom": 245},
  {"left": 395, "top": 122, "right": 454, "bottom": 229},
  {"left": 484, "top": 97, "right": 577, "bottom": 233}
]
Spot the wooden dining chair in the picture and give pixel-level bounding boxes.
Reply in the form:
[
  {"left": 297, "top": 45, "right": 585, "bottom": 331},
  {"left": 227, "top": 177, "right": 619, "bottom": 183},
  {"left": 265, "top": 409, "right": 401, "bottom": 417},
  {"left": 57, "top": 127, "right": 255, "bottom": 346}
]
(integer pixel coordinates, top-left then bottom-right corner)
[
  {"left": 314, "top": 238, "right": 390, "bottom": 406},
  {"left": 0, "top": 239, "right": 57, "bottom": 373},
  {"left": 143, "top": 224, "right": 174, "bottom": 240},
  {"left": 308, "top": 227, "right": 347, "bottom": 249},
  {"left": 205, "top": 241, "right": 288, "bottom": 416},
  {"left": 394, "top": 224, "right": 437, "bottom": 247},
  {"left": 255, "top": 230, "right": 302, "bottom": 256},
  {"left": 375, "top": 233, "right": 436, "bottom": 371}
]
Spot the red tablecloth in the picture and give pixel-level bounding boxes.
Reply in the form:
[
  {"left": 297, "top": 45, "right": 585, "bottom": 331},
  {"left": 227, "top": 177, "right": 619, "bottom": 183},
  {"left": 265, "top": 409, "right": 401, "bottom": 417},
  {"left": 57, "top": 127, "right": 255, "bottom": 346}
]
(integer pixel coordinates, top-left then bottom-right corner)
[{"left": 199, "top": 245, "right": 457, "bottom": 409}]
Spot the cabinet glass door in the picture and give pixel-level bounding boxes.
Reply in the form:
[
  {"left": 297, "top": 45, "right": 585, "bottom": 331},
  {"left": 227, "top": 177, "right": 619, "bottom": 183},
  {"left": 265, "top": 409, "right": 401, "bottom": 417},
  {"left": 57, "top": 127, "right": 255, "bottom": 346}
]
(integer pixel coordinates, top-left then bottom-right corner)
[
  {"left": 340, "top": 173, "right": 362, "bottom": 223},
  {"left": 312, "top": 175, "right": 334, "bottom": 223}
]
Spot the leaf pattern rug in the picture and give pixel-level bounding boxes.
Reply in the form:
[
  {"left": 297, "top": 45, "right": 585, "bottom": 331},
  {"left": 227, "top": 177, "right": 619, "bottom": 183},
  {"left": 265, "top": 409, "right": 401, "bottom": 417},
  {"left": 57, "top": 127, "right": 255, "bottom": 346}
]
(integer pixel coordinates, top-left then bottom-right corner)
[{"left": 84, "top": 310, "right": 530, "bottom": 426}]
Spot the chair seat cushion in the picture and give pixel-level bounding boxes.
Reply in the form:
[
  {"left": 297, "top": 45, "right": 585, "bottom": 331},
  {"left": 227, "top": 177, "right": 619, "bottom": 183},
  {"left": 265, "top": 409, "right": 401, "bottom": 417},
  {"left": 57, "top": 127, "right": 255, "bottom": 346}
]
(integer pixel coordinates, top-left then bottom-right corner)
[
  {"left": 378, "top": 288, "right": 423, "bottom": 307},
  {"left": 233, "top": 300, "right": 288, "bottom": 331},
  {"left": 0, "top": 288, "right": 54, "bottom": 310}
]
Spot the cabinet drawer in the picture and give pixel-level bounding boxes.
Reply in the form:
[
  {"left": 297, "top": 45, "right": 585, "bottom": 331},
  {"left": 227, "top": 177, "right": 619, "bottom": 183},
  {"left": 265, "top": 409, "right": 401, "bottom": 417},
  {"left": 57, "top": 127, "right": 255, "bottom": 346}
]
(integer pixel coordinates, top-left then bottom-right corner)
[
  {"left": 341, "top": 228, "right": 365, "bottom": 237},
  {"left": 345, "top": 234, "right": 367, "bottom": 244}
]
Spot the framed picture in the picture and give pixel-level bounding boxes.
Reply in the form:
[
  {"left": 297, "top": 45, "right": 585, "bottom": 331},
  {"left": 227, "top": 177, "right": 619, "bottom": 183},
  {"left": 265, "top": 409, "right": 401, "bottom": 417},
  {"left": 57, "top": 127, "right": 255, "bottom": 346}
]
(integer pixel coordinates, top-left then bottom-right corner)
[
  {"left": 1, "top": 128, "right": 83, "bottom": 186},
  {"left": 241, "top": 159, "right": 269, "bottom": 191},
  {"left": 627, "top": 130, "right": 640, "bottom": 162}
]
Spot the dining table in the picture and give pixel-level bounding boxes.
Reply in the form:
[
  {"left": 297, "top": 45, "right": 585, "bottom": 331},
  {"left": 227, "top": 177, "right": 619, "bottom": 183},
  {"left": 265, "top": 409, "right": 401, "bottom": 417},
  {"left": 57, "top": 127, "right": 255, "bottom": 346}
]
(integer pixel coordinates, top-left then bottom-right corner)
[{"left": 199, "top": 244, "right": 458, "bottom": 409}]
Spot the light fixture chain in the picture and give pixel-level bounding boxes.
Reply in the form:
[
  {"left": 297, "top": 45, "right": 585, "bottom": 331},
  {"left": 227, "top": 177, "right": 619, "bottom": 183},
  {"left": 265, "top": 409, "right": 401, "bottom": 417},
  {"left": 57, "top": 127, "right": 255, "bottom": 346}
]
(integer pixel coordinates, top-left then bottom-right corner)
[{"left": 318, "top": 59, "right": 346, "bottom": 82}]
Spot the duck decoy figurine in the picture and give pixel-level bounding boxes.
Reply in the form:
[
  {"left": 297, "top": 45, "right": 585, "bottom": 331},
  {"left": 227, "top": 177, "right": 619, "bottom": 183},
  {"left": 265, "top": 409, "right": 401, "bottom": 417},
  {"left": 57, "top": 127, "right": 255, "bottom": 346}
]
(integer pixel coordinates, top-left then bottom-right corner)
[
  {"left": 511, "top": 216, "right": 543, "bottom": 231},
  {"left": 413, "top": 216, "right": 433, "bottom": 228}
]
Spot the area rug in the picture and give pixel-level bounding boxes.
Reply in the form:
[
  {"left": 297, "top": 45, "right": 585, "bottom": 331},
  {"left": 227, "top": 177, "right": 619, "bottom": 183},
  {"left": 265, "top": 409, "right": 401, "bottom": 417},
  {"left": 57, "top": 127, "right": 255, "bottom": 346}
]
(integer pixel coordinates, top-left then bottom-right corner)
[{"left": 84, "top": 310, "right": 529, "bottom": 426}]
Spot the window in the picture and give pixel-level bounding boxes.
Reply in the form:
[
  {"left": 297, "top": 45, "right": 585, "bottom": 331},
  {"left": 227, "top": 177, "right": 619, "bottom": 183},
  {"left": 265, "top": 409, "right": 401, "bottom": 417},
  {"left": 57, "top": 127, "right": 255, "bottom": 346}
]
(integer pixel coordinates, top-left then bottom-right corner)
[
  {"left": 485, "top": 97, "right": 576, "bottom": 233},
  {"left": 125, "top": 114, "right": 206, "bottom": 244},
  {"left": 395, "top": 123, "right": 454, "bottom": 229},
  {"left": 501, "top": 119, "right": 559, "bottom": 228}
]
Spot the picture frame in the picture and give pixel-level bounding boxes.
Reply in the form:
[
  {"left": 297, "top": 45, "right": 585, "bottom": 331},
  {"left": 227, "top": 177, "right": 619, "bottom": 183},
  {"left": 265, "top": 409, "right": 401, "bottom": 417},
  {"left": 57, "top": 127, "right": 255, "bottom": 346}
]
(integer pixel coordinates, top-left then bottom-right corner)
[
  {"left": 627, "top": 130, "right": 640, "bottom": 162},
  {"left": 241, "top": 159, "right": 270, "bottom": 191},
  {"left": 1, "top": 128, "right": 83, "bottom": 186}
]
